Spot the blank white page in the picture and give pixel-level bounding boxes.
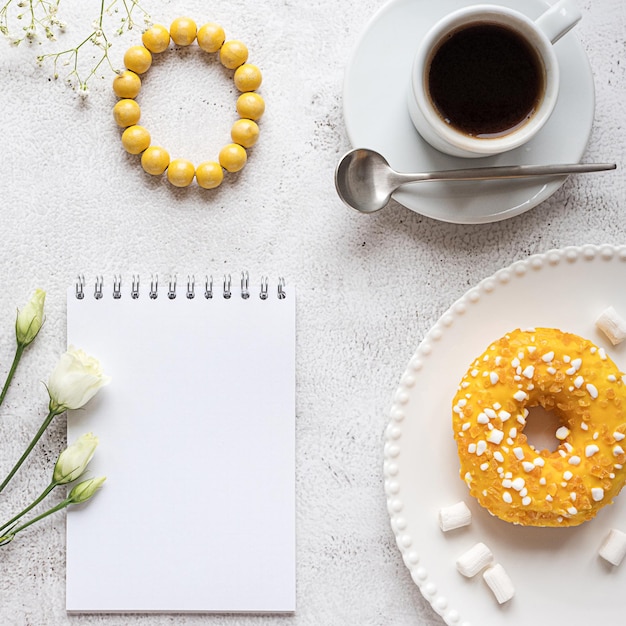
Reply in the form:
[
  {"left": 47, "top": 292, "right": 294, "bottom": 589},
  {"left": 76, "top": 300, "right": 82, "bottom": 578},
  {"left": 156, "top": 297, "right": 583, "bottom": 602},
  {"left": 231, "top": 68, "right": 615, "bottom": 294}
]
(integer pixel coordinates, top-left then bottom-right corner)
[{"left": 65, "top": 277, "right": 296, "bottom": 613}]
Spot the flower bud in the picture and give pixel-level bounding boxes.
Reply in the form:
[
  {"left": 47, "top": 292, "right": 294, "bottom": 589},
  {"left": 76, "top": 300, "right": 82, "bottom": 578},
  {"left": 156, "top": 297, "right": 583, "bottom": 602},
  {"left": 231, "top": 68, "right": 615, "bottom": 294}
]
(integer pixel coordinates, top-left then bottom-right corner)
[
  {"left": 68, "top": 476, "right": 106, "bottom": 504},
  {"left": 53, "top": 433, "right": 98, "bottom": 484},
  {"left": 47, "top": 347, "right": 110, "bottom": 412},
  {"left": 15, "top": 289, "right": 45, "bottom": 347}
]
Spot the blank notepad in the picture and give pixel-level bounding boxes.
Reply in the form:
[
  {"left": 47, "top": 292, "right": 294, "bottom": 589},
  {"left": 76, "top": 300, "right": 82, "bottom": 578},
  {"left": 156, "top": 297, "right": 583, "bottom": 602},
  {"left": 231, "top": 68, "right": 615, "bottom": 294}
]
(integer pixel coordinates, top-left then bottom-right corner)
[{"left": 65, "top": 274, "right": 296, "bottom": 613}]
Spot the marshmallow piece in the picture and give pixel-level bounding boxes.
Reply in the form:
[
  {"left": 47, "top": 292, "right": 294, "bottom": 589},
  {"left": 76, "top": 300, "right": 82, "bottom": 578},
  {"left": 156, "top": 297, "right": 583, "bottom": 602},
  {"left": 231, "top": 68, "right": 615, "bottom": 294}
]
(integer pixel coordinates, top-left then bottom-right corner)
[
  {"left": 438, "top": 501, "right": 472, "bottom": 532},
  {"left": 483, "top": 563, "right": 515, "bottom": 604},
  {"left": 456, "top": 542, "right": 493, "bottom": 577},
  {"left": 599, "top": 528, "right": 626, "bottom": 566},
  {"left": 596, "top": 306, "right": 626, "bottom": 345}
]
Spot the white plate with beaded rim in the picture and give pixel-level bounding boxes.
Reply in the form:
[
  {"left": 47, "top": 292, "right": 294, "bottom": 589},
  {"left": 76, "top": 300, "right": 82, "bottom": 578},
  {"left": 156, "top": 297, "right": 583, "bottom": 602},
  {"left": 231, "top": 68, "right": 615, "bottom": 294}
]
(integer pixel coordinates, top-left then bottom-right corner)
[
  {"left": 384, "top": 245, "right": 626, "bottom": 626},
  {"left": 343, "top": 0, "right": 595, "bottom": 224}
]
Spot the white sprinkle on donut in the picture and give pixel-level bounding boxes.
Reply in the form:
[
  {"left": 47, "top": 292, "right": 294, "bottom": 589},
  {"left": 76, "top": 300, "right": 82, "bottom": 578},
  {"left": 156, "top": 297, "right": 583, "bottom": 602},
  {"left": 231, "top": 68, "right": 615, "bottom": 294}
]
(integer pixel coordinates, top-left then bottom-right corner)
[
  {"left": 556, "top": 426, "right": 570, "bottom": 440},
  {"left": 487, "top": 429, "right": 504, "bottom": 445},
  {"left": 568, "top": 456, "right": 581, "bottom": 466},
  {"left": 541, "top": 351, "right": 554, "bottom": 362},
  {"left": 513, "top": 390, "right": 527, "bottom": 402},
  {"left": 586, "top": 383, "right": 599, "bottom": 399},
  {"left": 586, "top": 444, "right": 600, "bottom": 457},
  {"left": 574, "top": 376, "right": 584, "bottom": 389},
  {"left": 522, "top": 365, "right": 535, "bottom": 379},
  {"left": 563, "top": 471, "right": 573, "bottom": 481},
  {"left": 511, "top": 477, "right": 525, "bottom": 491},
  {"left": 592, "top": 488, "right": 605, "bottom": 501},
  {"left": 513, "top": 447, "right": 524, "bottom": 460}
]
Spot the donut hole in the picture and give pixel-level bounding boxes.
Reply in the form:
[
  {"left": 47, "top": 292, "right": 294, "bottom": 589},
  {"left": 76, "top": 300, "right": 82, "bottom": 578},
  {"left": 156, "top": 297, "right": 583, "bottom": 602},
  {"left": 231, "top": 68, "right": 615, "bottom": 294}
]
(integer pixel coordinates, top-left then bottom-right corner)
[{"left": 523, "top": 405, "right": 562, "bottom": 452}]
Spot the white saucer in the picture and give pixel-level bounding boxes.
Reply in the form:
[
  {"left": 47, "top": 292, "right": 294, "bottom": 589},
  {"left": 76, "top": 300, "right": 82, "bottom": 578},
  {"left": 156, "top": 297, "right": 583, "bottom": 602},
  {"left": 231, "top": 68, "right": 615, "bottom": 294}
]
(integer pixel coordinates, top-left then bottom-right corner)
[{"left": 343, "top": 0, "right": 595, "bottom": 224}]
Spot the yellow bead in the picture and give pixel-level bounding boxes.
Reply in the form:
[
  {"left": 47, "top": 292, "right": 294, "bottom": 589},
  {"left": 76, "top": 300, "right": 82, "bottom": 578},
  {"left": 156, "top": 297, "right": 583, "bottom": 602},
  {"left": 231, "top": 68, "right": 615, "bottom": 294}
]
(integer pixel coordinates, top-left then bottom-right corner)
[
  {"left": 124, "top": 45, "right": 152, "bottom": 74},
  {"left": 219, "top": 40, "right": 248, "bottom": 69},
  {"left": 121, "top": 125, "right": 151, "bottom": 154},
  {"left": 236, "top": 92, "right": 265, "bottom": 121},
  {"left": 141, "top": 146, "right": 170, "bottom": 175},
  {"left": 167, "top": 159, "right": 195, "bottom": 187},
  {"left": 142, "top": 24, "right": 170, "bottom": 53},
  {"left": 113, "top": 99, "right": 141, "bottom": 127},
  {"left": 219, "top": 143, "right": 247, "bottom": 173},
  {"left": 113, "top": 70, "right": 141, "bottom": 99},
  {"left": 234, "top": 64, "right": 262, "bottom": 92},
  {"left": 231, "top": 119, "right": 259, "bottom": 148},
  {"left": 195, "top": 161, "right": 224, "bottom": 189},
  {"left": 170, "top": 17, "right": 197, "bottom": 46},
  {"left": 197, "top": 22, "right": 225, "bottom": 53}
]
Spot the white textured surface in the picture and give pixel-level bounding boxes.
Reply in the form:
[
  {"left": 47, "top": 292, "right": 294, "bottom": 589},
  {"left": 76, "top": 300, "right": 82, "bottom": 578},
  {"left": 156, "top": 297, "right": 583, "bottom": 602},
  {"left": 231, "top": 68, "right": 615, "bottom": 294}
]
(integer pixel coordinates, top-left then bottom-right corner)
[{"left": 0, "top": 0, "right": 623, "bottom": 624}]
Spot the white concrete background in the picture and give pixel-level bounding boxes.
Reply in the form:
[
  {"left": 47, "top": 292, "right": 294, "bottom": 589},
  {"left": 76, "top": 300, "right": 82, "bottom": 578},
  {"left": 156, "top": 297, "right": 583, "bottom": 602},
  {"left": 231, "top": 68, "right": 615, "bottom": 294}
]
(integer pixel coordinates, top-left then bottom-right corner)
[{"left": 0, "top": 0, "right": 623, "bottom": 624}]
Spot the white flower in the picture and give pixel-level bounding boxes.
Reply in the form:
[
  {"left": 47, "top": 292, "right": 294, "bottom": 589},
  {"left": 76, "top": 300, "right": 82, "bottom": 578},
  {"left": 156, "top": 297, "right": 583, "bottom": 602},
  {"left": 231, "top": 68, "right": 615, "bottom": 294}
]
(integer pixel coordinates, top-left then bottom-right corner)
[
  {"left": 47, "top": 347, "right": 110, "bottom": 412},
  {"left": 15, "top": 289, "right": 45, "bottom": 347},
  {"left": 69, "top": 476, "right": 106, "bottom": 504},
  {"left": 53, "top": 433, "right": 98, "bottom": 484}
]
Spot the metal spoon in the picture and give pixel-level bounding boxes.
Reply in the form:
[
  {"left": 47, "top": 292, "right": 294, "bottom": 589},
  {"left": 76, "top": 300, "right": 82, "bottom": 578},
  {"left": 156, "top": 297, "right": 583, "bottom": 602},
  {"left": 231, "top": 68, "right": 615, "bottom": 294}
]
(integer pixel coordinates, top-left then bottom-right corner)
[{"left": 335, "top": 148, "right": 617, "bottom": 214}]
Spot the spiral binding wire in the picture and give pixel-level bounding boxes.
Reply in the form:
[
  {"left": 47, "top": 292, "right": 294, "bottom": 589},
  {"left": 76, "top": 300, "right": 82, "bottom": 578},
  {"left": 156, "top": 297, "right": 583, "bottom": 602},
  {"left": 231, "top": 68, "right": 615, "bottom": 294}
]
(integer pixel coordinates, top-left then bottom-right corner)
[{"left": 74, "top": 273, "right": 287, "bottom": 300}]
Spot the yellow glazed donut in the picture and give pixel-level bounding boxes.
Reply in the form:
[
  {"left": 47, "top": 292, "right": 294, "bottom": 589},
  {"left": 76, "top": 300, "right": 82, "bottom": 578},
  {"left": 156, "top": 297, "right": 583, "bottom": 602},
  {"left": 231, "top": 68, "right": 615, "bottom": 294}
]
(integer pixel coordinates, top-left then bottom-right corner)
[{"left": 452, "top": 327, "right": 626, "bottom": 527}]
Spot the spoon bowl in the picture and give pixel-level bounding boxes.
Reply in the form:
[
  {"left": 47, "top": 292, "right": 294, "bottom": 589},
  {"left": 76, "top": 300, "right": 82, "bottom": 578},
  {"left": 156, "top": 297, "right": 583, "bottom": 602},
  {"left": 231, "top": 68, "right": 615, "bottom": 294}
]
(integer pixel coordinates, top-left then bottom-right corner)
[
  {"left": 334, "top": 148, "right": 616, "bottom": 214},
  {"left": 334, "top": 149, "right": 396, "bottom": 214}
]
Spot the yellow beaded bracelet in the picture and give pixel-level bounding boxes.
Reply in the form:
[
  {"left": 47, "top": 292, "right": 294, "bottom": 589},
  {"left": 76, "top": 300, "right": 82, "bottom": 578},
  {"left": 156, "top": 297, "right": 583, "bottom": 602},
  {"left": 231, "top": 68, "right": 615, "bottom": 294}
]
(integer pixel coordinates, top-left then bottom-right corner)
[{"left": 112, "top": 17, "right": 264, "bottom": 189}]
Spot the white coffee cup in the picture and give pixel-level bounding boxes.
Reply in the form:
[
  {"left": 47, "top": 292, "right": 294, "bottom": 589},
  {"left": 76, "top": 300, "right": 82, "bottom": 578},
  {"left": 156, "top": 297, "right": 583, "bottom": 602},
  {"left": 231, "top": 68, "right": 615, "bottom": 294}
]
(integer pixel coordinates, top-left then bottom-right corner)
[{"left": 407, "top": 0, "right": 582, "bottom": 158}]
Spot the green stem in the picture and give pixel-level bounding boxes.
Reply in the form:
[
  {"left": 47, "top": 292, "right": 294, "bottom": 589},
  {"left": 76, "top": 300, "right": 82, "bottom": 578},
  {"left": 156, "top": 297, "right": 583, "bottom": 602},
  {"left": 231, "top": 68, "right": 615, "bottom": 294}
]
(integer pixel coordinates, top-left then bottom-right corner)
[
  {"left": 0, "top": 344, "right": 25, "bottom": 408},
  {"left": 0, "top": 481, "right": 56, "bottom": 533},
  {"left": 0, "top": 408, "right": 61, "bottom": 495},
  {"left": 1, "top": 497, "right": 71, "bottom": 543}
]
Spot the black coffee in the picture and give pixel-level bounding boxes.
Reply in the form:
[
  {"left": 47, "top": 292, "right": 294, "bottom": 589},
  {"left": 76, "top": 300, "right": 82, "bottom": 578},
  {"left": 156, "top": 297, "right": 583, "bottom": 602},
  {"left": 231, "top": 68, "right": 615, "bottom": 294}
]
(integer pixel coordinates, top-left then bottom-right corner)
[{"left": 427, "top": 23, "right": 544, "bottom": 138}]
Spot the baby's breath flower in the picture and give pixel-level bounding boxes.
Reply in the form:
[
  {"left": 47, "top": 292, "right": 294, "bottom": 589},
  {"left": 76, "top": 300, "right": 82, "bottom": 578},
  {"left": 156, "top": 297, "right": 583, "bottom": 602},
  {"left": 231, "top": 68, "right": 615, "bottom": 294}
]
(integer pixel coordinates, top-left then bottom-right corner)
[{"left": 0, "top": 0, "right": 151, "bottom": 89}]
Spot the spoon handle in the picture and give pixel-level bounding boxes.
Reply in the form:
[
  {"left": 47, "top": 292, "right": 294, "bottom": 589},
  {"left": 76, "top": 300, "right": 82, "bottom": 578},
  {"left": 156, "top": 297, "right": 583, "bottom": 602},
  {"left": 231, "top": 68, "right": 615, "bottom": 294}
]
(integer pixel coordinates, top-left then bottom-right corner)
[{"left": 396, "top": 162, "right": 616, "bottom": 185}]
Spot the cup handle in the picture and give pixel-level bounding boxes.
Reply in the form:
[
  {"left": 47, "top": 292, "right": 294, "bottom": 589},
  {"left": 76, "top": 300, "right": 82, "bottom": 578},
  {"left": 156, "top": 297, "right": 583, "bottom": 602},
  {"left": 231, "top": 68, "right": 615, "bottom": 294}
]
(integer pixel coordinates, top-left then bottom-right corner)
[{"left": 535, "top": 0, "right": 582, "bottom": 44}]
